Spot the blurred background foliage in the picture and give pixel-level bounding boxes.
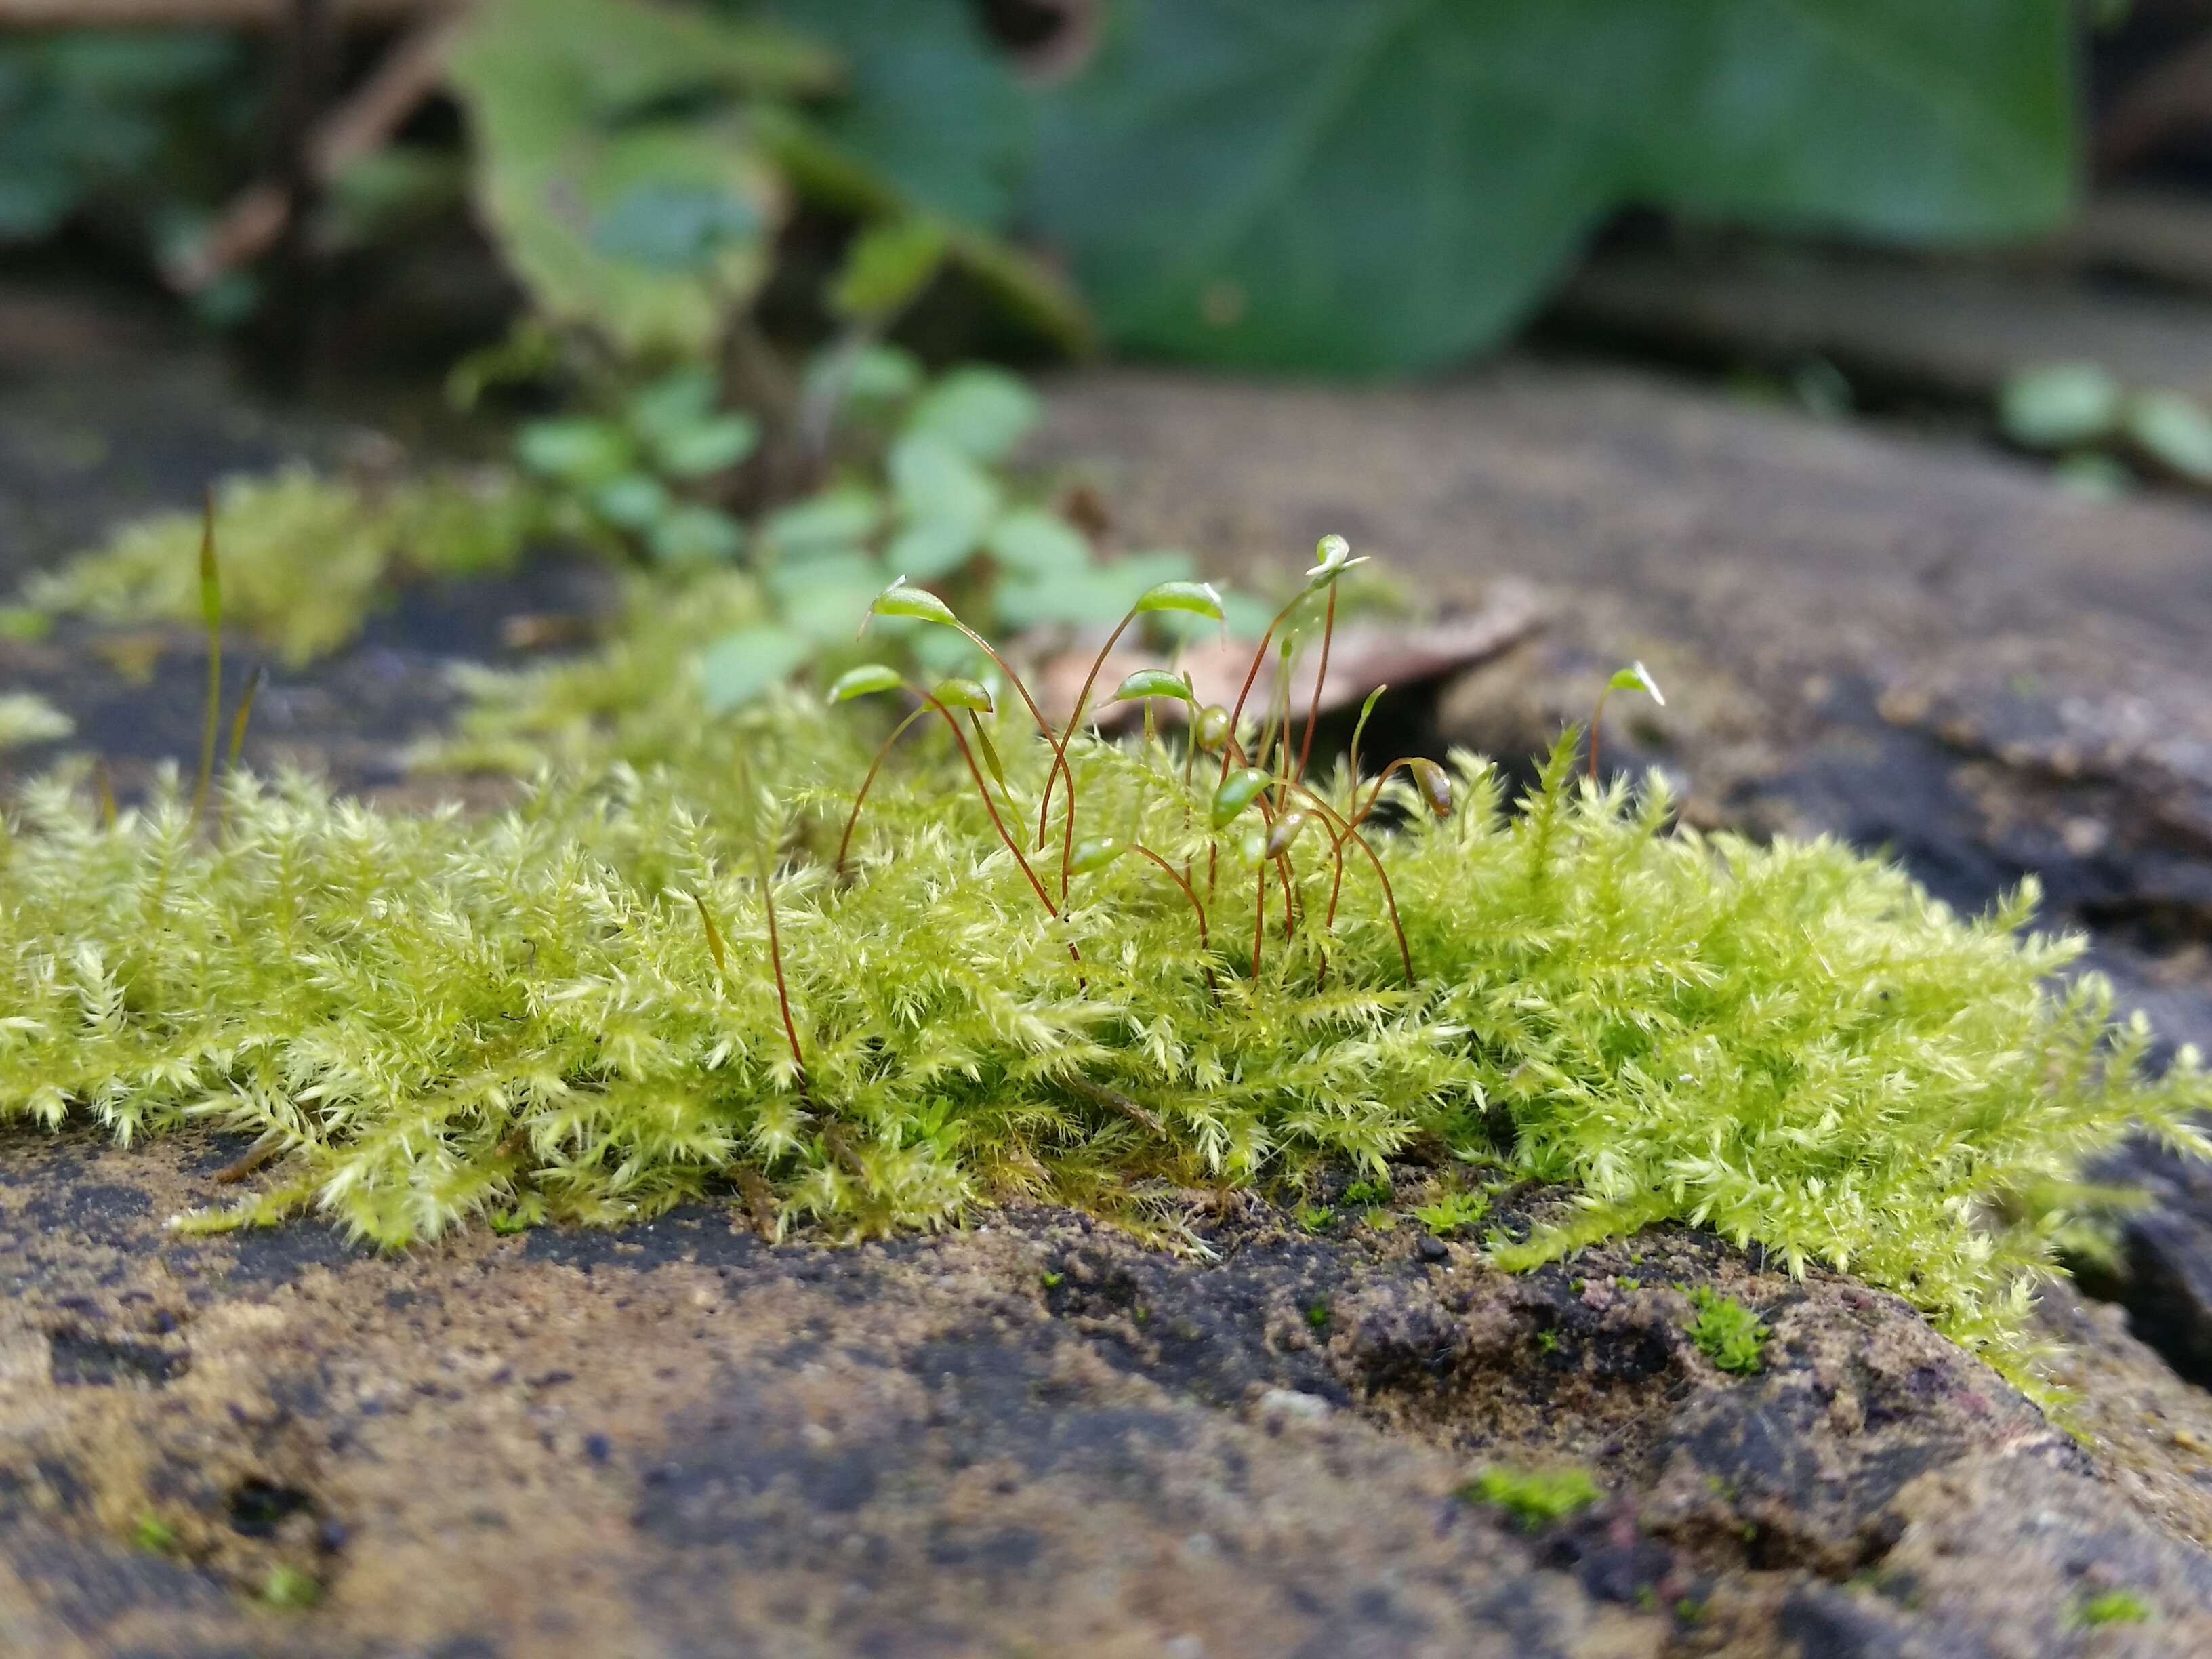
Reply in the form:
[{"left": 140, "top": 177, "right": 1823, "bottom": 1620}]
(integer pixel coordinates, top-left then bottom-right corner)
[
  {"left": 0, "top": 0, "right": 2123, "bottom": 709},
  {"left": 1, "top": 0, "right": 2081, "bottom": 375}
]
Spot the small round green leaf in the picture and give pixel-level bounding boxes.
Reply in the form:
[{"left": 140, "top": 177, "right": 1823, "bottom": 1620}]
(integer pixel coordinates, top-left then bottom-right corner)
[
  {"left": 929, "top": 676, "right": 995, "bottom": 714},
  {"left": 699, "top": 626, "right": 810, "bottom": 713},
  {"left": 1999, "top": 363, "right": 2122, "bottom": 452},
  {"left": 903, "top": 366, "right": 1040, "bottom": 462},
  {"left": 648, "top": 505, "right": 745, "bottom": 565},
  {"left": 1210, "top": 766, "right": 1272, "bottom": 830},
  {"left": 591, "top": 472, "right": 670, "bottom": 531},
  {"left": 1113, "top": 669, "right": 1196, "bottom": 704},
  {"left": 1132, "top": 580, "right": 1225, "bottom": 622},
  {"left": 516, "top": 417, "right": 633, "bottom": 486},
  {"left": 987, "top": 509, "right": 1092, "bottom": 577},
  {"left": 827, "top": 664, "right": 903, "bottom": 703},
  {"left": 653, "top": 414, "right": 760, "bottom": 478},
  {"left": 1068, "top": 836, "right": 1128, "bottom": 876},
  {"left": 764, "top": 487, "right": 882, "bottom": 554},
  {"left": 2125, "top": 390, "right": 2212, "bottom": 483}
]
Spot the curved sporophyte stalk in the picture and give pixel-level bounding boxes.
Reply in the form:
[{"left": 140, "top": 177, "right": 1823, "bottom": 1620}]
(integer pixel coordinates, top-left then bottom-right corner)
[
  {"left": 861, "top": 579, "right": 1054, "bottom": 743},
  {"left": 1065, "top": 832, "right": 1216, "bottom": 995},
  {"left": 1038, "top": 580, "right": 1227, "bottom": 903},
  {"left": 1209, "top": 535, "right": 1366, "bottom": 894},
  {"left": 1588, "top": 661, "right": 1665, "bottom": 784},
  {"left": 827, "top": 663, "right": 1077, "bottom": 972},
  {"left": 188, "top": 488, "right": 223, "bottom": 828}
]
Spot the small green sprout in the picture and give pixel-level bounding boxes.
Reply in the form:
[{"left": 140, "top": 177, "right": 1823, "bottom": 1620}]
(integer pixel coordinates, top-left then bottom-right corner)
[
  {"left": 1411, "top": 1190, "right": 1488, "bottom": 1235},
  {"left": 1535, "top": 1328, "right": 1559, "bottom": 1354},
  {"left": 1343, "top": 1178, "right": 1391, "bottom": 1206},
  {"left": 133, "top": 1513, "right": 180, "bottom": 1555},
  {"left": 1296, "top": 1203, "right": 1335, "bottom": 1233},
  {"left": 1589, "top": 660, "right": 1666, "bottom": 783},
  {"left": 1041, "top": 1269, "right": 1063, "bottom": 1289},
  {"left": 1463, "top": 1467, "right": 1601, "bottom": 1531},
  {"left": 487, "top": 1210, "right": 533, "bottom": 1235},
  {"left": 261, "top": 1565, "right": 322, "bottom": 1609},
  {"left": 1615, "top": 1275, "right": 1641, "bottom": 1292},
  {"left": 1685, "top": 1288, "right": 1770, "bottom": 1374},
  {"left": 2074, "top": 1589, "right": 2152, "bottom": 1626},
  {"left": 1306, "top": 1298, "right": 1331, "bottom": 1331}
]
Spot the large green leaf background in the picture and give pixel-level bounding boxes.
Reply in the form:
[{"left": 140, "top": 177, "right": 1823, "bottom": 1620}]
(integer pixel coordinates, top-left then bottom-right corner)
[{"left": 1027, "top": 0, "right": 2076, "bottom": 373}]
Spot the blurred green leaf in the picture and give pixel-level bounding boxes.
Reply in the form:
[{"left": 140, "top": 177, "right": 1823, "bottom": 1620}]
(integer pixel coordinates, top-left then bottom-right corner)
[
  {"left": 649, "top": 504, "right": 747, "bottom": 565},
  {"left": 762, "top": 486, "right": 884, "bottom": 554},
  {"left": 2000, "top": 363, "right": 2123, "bottom": 451},
  {"left": 985, "top": 509, "right": 1090, "bottom": 577},
  {"left": 760, "top": 0, "right": 1029, "bottom": 227},
  {"left": 995, "top": 550, "right": 1196, "bottom": 630},
  {"left": 903, "top": 367, "right": 1040, "bottom": 462},
  {"left": 699, "top": 624, "right": 813, "bottom": 711},
  {"left": 449, "top": 0, "right": 798, "bottom": 356},
  {"left": 830, "top": 216, "right": 951, "bottom": 323},
  {"left": 592, "top": 471, "right": 672, "bottom": 530},
  {"left": 516, "top": 417, "right": 634, "bottom": 486},
  {"left": 654, "top": 414, "right": 760, "bottom": 478},
  {"left": 889, "top": 433, "right": 1000, "bottom": 548},
  {"left": 625, "top": 366, "right": 720, "bottom": 440},
  {"left": 886, "top": 519, "right": 979, "bottom": 581},
  {"left": 2125, "top": 391, "right": 2212, "bottom": 483},
  {"left": 1032, "top": 0, "right": 2076, "bottom": 372}
]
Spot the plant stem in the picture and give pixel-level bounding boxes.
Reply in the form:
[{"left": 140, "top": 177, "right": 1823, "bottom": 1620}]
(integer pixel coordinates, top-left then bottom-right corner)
[
  {"left": 1587, "top": 689, "right": 1612, "bottom": 784},
  {"left": 1292, "top": 582, "right": 1336, "bottom": 787},
  {"left": 188, "top": 491, "right": 222, "bottom": 830},
  {"left": 836, "top": 705, "right": 931, "bottom": 878},
  {"left": 1037, "top": 609, "right": 1141, "bottom": 903},
  {"left": 756, "top": 841, "right": 808, "bottom": 1103},
  {"left": 224, "top": 665, "right": 265, "bottom": 773},
  {"left": 1278, "top": 776, "right": 1415, "bottom": 982},
  {"left": 920, "top": 691, "right": 1080, "bottom": 977}
]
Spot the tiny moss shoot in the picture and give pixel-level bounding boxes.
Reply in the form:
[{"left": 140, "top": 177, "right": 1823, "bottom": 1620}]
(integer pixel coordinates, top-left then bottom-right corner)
[
  {"left": 1685, "top": 1289, "right": 1771, "bottom": 1374},
  {"left": 2074, "top": 1589, "right": 2152, "bottom": 1626},
  {"left": 3, "top": 534, "right": 2209, "bottom": 1385},
  {"left": 1465, "top": 1466, "right": 1601, "bottom": 1530}
]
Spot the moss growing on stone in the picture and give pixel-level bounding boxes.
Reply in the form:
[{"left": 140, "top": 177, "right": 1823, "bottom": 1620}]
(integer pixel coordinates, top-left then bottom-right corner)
[
  {"left": 20, "top": 468, "right": 535, "bottom": 665},
  {"left": 1685, "top": 1288, "right": 1770, "bottom": 1374},
  {"left": 3, "top": 551, "right": 2209, "bottom": 1385},
  {"left": 1465, "top": 1466, "right": 1601, "bottom": 1530}
]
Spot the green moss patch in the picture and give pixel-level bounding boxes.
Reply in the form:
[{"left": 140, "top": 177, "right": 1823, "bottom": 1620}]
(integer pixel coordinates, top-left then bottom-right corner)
[{"left": 4, "top": 554, "right": 2207, "bottom": 1381}]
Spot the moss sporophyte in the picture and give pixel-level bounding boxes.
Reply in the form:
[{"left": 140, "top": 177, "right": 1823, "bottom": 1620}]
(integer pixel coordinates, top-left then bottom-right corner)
[{"left": 4, "top": 531, "right": 2210, "bottom": 1385}]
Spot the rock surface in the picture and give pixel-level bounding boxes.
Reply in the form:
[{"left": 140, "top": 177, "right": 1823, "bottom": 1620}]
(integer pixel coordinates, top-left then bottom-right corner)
[{"left": 8, "top": 1128, "right": 2212, "bottom": 1657}]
